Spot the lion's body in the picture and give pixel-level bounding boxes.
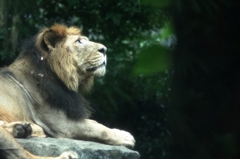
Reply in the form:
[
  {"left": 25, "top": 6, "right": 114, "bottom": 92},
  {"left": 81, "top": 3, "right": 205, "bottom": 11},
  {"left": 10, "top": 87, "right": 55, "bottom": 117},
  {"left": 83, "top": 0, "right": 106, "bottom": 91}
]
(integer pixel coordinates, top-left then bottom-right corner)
[
  {"left": 0, "top": 70, "right": 29, "bottom": 122},
  {"left": 0, "top": 24, "right": 135, "bottom": 159}
]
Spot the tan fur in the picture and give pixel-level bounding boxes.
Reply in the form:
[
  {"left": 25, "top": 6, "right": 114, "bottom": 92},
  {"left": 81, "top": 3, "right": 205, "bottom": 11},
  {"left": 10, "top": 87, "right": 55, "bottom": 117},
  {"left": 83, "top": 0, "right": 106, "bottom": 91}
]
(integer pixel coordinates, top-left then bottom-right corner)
[
  {"left": 0, "top": 107, "right": 19, "bottom": 122},
  {"left": 48, "top": 45, "right": 79, "bottom": 91},
  {"left": 0, "top": 24, "right": 135, "bottom": 159}
]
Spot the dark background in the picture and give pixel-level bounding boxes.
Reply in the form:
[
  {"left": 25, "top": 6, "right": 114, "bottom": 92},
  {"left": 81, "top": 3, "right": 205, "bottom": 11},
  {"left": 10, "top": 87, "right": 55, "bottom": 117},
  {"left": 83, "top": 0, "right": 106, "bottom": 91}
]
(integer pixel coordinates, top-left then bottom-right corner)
[{"left": 0, "top": 0, "right": 239, "bottom": 158}]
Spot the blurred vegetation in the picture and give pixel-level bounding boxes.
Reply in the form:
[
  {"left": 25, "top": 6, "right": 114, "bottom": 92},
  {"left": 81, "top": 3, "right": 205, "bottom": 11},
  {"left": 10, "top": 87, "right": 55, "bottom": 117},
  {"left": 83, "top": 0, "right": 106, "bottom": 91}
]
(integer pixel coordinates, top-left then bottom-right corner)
[
  {"left": 1, "top": 0, "right": 239, "bottom": 159},
  {"left": 168, "top": 0, "right": 240, "bottom": 159}
]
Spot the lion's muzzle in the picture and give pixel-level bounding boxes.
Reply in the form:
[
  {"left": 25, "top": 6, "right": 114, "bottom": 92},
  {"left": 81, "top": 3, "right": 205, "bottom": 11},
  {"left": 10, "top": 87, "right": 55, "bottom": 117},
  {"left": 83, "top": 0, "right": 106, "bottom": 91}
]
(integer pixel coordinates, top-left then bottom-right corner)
[{"left": 98, "top": 46, "right": 107, "bottom": 55}]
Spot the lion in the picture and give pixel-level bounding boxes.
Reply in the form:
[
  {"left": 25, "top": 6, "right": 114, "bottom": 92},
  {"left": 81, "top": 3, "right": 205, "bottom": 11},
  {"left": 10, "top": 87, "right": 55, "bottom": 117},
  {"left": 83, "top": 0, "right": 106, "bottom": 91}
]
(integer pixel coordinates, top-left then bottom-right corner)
[{"left": 0, "top": 24, "right": 135, "bottom": 159}]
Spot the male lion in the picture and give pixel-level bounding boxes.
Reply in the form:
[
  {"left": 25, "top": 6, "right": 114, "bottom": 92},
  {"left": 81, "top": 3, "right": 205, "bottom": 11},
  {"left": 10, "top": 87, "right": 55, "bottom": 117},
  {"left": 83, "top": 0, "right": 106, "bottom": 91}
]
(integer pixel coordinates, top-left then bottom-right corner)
[{"left": 0, "top": 24, "right": 135, "bottom": 159}]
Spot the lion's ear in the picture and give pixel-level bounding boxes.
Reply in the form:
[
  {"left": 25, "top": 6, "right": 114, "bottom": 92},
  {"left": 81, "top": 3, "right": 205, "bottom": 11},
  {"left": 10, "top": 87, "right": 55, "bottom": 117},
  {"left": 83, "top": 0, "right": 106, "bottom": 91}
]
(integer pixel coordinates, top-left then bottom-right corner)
[
  {"left": 43, "top": 31, "right": 57, "bottom": 51},
  {"left": 42, "top": 24, "right": 67, "bottom": 51}
]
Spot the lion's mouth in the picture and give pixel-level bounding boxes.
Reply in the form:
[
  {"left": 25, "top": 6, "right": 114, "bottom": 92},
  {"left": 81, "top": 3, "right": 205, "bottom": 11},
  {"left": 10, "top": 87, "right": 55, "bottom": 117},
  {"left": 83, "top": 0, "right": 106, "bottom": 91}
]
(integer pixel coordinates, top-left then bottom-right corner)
[{"left": 87, "top": 62, "right": 106, "bottom": 72}]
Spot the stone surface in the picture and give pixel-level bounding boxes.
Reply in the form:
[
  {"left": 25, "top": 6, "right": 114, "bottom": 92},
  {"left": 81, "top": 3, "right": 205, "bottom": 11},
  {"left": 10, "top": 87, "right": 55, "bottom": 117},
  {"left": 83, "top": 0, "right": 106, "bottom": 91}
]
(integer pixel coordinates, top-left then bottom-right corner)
[{"left": 17, "top": 137, "right": 140, "bottom": 159}]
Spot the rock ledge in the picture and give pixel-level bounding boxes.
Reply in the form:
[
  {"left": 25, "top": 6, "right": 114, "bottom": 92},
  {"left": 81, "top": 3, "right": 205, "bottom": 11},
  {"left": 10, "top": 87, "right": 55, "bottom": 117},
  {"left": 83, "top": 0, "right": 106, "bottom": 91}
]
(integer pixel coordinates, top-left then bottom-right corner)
[{"left": 18, "top": 137, "right": 140, "bottom": 159}]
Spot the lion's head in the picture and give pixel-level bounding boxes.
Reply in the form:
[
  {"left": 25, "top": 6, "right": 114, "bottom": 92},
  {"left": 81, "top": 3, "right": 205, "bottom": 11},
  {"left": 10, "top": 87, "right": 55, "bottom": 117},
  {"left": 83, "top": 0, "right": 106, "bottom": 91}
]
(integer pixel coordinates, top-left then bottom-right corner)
[{"left": 35, "top": 24, "right": 107, "bottom": 92}]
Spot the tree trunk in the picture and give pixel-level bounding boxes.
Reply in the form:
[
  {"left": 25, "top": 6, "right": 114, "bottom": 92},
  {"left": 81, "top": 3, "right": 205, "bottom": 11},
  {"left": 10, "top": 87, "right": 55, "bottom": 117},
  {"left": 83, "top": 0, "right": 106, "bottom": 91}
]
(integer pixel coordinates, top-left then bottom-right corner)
[
  {"left": 0, "top": 0, "right": 10, "bottom": 60},
  {"left": 0, "top": 0, "right": 9, "bottom": 29},
  {"left": 0, "top": 0, "right": 21, "bottom": 57},
  {"left": 10, "top": 14, "right": 20, "bottom": 52}
]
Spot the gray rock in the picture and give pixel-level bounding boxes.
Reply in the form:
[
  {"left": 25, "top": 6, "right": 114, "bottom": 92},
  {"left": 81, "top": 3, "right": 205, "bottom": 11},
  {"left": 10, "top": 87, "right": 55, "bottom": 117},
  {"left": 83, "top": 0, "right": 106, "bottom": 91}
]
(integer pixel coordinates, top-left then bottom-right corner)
[{"left": 17, "top": 137, "right": 140, "bottom": 159}]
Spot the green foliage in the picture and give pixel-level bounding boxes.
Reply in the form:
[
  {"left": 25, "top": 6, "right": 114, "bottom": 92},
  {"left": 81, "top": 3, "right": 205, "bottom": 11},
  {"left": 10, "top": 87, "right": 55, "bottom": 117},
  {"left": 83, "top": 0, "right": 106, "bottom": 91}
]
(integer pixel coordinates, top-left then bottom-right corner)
[
  {"left": 134, "top": 45, "right": 172, "bottom": 74},
  {"left": 141, "top": 0, "right": 171, "bottom": 7},
  {"left": 133, "top": 17, "right": 175, "bottom": 75},
  {"left": 0, "top": 50, "right": 15, "bottom": 60}
]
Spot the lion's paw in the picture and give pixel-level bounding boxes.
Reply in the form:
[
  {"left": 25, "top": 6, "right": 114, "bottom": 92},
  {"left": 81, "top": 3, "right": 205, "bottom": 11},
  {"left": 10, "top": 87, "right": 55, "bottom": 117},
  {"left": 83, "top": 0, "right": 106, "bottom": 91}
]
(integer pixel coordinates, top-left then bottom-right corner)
[
  {"left": 13, "top": 122, "right": 32, "bottom": 138},
  {"left": 2, "top": 122, "right": 32, "bottom": 138},
  {"left": 110, "top": 129, "right": 135, "bottom": 148},
  {"left": 58, "top": 151, "right": 78, "bottom": 159}
]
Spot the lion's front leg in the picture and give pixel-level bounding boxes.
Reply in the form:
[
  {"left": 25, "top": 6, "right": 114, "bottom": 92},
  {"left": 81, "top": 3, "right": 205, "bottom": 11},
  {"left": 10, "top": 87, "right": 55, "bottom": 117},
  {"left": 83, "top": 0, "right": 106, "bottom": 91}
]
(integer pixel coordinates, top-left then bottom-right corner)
[{"left": 76, "top": 119, "right": 135, "bottom": 148}]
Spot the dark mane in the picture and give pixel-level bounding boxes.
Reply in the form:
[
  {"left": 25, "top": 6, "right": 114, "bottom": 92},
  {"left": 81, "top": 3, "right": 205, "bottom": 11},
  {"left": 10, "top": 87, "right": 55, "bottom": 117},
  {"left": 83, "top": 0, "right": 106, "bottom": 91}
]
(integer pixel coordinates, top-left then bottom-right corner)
[{"left": 18, "top": 36, "right": 92, "bottom": 120}]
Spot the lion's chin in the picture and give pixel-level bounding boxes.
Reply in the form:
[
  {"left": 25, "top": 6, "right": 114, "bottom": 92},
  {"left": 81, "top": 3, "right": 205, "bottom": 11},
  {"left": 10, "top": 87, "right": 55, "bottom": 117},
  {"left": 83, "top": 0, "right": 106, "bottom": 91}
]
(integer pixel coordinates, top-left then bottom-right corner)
[
  {"left": 87, "top": 62, "right": 106, "bottom": 76},
  {"left": 93, "top": 67, "right": 106, "bottom": 77}
]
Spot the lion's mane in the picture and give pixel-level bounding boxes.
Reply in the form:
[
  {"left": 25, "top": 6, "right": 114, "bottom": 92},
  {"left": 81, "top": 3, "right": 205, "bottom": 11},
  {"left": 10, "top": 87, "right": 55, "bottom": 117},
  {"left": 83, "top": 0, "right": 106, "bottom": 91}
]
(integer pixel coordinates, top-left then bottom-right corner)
[{"left": 10, "top": 24, "right": 92, "bottom": 120}]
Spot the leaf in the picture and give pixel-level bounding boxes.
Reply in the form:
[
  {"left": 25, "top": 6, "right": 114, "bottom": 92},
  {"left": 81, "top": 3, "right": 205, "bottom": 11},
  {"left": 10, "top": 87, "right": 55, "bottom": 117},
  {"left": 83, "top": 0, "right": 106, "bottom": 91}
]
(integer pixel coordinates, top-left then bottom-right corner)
[
  {"left": 133, "top": 45, "right": 172, "bottom": 75},
  {"left": 160, "top": 22, "right": 174, "bottom": 39}
]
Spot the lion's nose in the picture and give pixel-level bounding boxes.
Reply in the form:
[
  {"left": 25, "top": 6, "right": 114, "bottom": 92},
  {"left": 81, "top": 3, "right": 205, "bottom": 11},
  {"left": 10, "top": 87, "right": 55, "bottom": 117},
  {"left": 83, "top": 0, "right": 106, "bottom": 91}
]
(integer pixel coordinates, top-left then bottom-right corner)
[{"left": 98, "top": 46, "right": 107, "bottom": 55}]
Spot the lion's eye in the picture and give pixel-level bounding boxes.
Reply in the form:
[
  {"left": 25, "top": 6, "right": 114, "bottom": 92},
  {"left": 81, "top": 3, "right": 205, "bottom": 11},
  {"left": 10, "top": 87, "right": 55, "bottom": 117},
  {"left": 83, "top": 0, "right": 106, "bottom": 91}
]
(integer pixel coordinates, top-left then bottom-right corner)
[{"left": 76, "top": 39, "right": 83, "bottom": 44}]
